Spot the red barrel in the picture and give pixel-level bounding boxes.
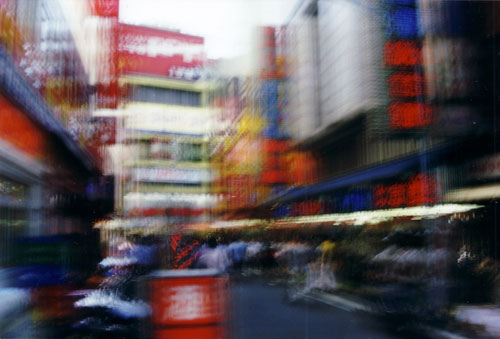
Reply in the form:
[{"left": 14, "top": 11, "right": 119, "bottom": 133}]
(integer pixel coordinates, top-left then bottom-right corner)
[{"left": 148, "top": 269, "right": 229, "bottom": 339}]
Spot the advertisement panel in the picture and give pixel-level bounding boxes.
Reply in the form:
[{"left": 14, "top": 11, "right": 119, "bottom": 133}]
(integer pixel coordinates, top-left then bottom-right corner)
[
  {"left": 131, "top": 167, "right": 211, "bottom": 184},
  {"left": 119, "top": 23, "right": 205, "bottom": 80},
  {"left": 0, "top": 94, "right": 49, "bottom": 160},
  {"left": 124, "top": 103, "right": 212, "bottom": 136}
]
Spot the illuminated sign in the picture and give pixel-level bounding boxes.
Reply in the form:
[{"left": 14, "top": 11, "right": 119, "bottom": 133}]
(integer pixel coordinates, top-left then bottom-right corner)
[
  {"left": 272, "top": 190, "right": 371, "bottom": 218},
  {"left": 383, "top": 40, "right": 421, "bottom": 67},
  {"left": 373, "top": 174, "right": 438, "bottom": 208},
  {"left": 385, "top": 7, "right": 419, "bottom": 39},
  {"left": 272, "top": 174, "right": 438, "bottom": 217},
  {"left": 388, "top": 102, "right": 432, "bottom": 129},
  {"left": 388, "top": 71, "right": 425, "bottom": 98},
  {"left": 383, "top": 1, "right": 431, "bottom": 130}
]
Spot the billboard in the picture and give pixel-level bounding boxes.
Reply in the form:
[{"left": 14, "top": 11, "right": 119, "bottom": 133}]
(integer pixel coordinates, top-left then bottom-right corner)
[
  {"left": 124, "top": 103, "right": 212, "bottom": 136},
  {"left": 119, "top": 23, "right": 205, "bottom": 80}
]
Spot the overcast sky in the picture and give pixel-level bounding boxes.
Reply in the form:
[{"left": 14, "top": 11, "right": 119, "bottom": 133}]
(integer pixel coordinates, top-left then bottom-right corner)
[{"left": 119, "top": 0, "right": 299, "bottom": 59}]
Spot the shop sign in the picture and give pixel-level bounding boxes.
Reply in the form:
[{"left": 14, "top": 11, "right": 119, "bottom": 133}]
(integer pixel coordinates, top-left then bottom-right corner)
[
  {"left": 125, "top": 104, "right": 212, "bottom": 136},
  {"left": 0, "top": 50, "right": 59, "bottom": 134},
  {"left": 150, "top": 275, "right": 227, "bottom": 326},
  {"left": 272, "top": 190, "right": 371, "bottom": 218},
  {"left": 373, "top": 173, "right": 438, "bottom": 208},
  {"left": 382, "top": 0, "right": 432, "bottom": 130},
  {"left": 259, "top": 27, "right": 277, "bottom": 79},
  {"left": 272, "top": 173, "right": 438, "bottom": 218},
  {"left": 119, "top": 23, "right": 205, "bottom": 80},
  {"left": 0, "top": 94, "right": 49, "bottom": 159},
  {"left": 132, "top": 167, "right": 211, "bottom": 184}
]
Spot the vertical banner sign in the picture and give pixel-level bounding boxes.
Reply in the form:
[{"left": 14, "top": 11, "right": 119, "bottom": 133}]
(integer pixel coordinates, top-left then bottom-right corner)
[
  {"left": 91, "top": 0, "right": 119, "bottom": 109},
  {"left": 259, "top": 27, "right": 277, "bottom": 80},
  {"left": 383, "top": 0, "right": 432, "bottom": 129}
]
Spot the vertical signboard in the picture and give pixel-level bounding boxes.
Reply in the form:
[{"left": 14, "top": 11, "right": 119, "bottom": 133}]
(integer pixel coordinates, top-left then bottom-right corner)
[
  {"left": 382, "top": 0, "right": 431, "bottom": 130},
  {"left": 91, "top": 0, "right": 119, "bottom": 109}
]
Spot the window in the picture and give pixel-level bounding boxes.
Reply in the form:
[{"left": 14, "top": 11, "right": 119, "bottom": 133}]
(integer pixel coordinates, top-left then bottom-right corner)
[{"left": 130, "top": 85, "right": 201, "bottom": 107}]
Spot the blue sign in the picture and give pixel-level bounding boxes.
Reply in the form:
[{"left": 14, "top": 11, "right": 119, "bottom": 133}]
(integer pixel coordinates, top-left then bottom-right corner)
[{"left": 384, "top": 7, "right": 420, "bottom": 39}]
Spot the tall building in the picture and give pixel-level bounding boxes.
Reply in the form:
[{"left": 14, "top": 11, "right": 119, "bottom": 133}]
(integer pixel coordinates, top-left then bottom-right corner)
[
  {"left": 0, "top": 1, "right": 113, "bottom": 333},
  {"left": 212, "top": 0, "right": 500, "bottom": 319},
  {"left": 96, "top": 23, "right": 214, "bottom": 240}
]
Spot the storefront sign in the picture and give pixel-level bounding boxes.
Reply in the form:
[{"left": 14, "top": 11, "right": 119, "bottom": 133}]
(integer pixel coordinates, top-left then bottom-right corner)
[
  {"left": 119, "top": 23, "right": 205, "bottom": 80},
  {"left": 272, "top": 190, "right": 371, "bottom": 218},
  {"left": 0, "top": 94, "right": 49, "bottom": 160},
  {"left": 272, "top": 173, "right": 438, "bottom": 217},
  {"left": 132, "top": 167, "right": 211, "bottom": 184},
  {"left": 373, "top": 173, "right": 438, "bottom": 208},
  {"left": 150, "top": 275, "right": 227, "bottom": 326},
  {"left": 125, "top": 103, "right": 212, "bottom": 136},
  {"left": 383, "top": 0, "right": 432, "bottom": 130}
]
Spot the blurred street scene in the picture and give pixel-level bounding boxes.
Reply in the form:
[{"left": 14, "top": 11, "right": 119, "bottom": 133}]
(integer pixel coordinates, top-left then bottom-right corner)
[{"left": 1, "top": 0, "right": 500, "bottom": 338}]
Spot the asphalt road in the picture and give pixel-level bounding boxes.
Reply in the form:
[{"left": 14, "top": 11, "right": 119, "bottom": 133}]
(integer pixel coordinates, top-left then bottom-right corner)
[{"left": 228, "top": 277, "right": 416, "bottom": 339}]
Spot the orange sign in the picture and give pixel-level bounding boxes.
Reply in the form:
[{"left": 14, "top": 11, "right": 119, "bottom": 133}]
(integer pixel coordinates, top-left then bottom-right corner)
[{"left": 0, "top": 94, "right": 49, "bottom": 160}]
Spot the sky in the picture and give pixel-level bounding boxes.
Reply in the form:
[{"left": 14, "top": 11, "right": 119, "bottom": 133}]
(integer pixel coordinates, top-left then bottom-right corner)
[{"left": 119, "top": 0, "right": 299, "bottom": 59}]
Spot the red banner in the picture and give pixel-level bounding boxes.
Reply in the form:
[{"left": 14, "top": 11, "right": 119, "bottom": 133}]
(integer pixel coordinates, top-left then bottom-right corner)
[{"left": 118, "top": 23, "right": 205, "bottom": 79}]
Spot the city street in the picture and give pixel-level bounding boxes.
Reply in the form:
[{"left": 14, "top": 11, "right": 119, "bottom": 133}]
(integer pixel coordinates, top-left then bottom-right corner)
[{"left": 229, "top": 277, "right": 411, "bottom": 339}]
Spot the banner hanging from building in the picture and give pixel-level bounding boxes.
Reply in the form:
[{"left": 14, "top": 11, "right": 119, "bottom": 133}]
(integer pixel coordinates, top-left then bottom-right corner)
[{"left": 118, "top": 23, "right": 205, "bottom": 80}]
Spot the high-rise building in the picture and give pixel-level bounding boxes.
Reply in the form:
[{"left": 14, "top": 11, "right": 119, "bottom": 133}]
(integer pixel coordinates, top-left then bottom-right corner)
[{"left": 96, "top": 23, "right": 215, "bottom": 239}]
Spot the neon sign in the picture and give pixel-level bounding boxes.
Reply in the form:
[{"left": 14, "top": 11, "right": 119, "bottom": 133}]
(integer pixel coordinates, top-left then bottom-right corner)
[
  {"left": 373, "top": 174, "right": 438, "bottom": 209},
  {"left": 388, "top": 102, "right": 432, "bottom": 129},
  {"left": 388, "top": 71, "right": 425, "bottom": 98},
  {"left": 383, "top": 1, "right": 431, "bottom": 130},
  {"left": 272, "top": 174, "right": 438, "bottom": 218},
  {"left": 384, "top": 41, "right": 421, "bottom": 67}
]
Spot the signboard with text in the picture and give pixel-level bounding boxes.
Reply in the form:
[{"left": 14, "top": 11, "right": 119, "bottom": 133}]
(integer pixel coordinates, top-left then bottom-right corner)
[{"left": 119, "top": 23, "right": 205, "bottom": 80}]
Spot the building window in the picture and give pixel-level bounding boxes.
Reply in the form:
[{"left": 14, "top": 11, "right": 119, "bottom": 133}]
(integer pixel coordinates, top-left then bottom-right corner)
[{"left": 130, "top": 85, "right": 201, "bottom": 107}]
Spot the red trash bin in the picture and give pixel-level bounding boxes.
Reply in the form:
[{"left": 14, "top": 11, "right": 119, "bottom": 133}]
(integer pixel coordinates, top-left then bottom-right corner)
[{"left": 148, "top": 269, "right": 229, "bottom": 339}]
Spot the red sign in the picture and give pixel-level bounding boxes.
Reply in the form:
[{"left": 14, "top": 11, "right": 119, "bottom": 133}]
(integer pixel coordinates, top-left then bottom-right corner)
[
  {"left": 118, "top": 23, "right": 205, "bottom": 79},
  {"left": 373, "top": 174, "right": 439, "bottom": 209},
  {"left": 388, "top": 71, "right": 425, "bottom": 98},
  {"left": 388, "top": 102, "right": 433, "bottom": 129},
  {"left": 259, "top": 26, "right": 277, "bottom": 79},
  {"left": 383, "top": 40, "right": 421, "bottom": 67},
  {"left": 90, "top": 0, "right": 119, "bottom": 17},
  {"left": 0, "top": 94, "right": 49, "bottom": 160},
  {"left": 150, "top": 275, "right": 228, "bottom": 326},
  {"left": 384, "top": 37, "right": 432, "bottom": 130}
]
